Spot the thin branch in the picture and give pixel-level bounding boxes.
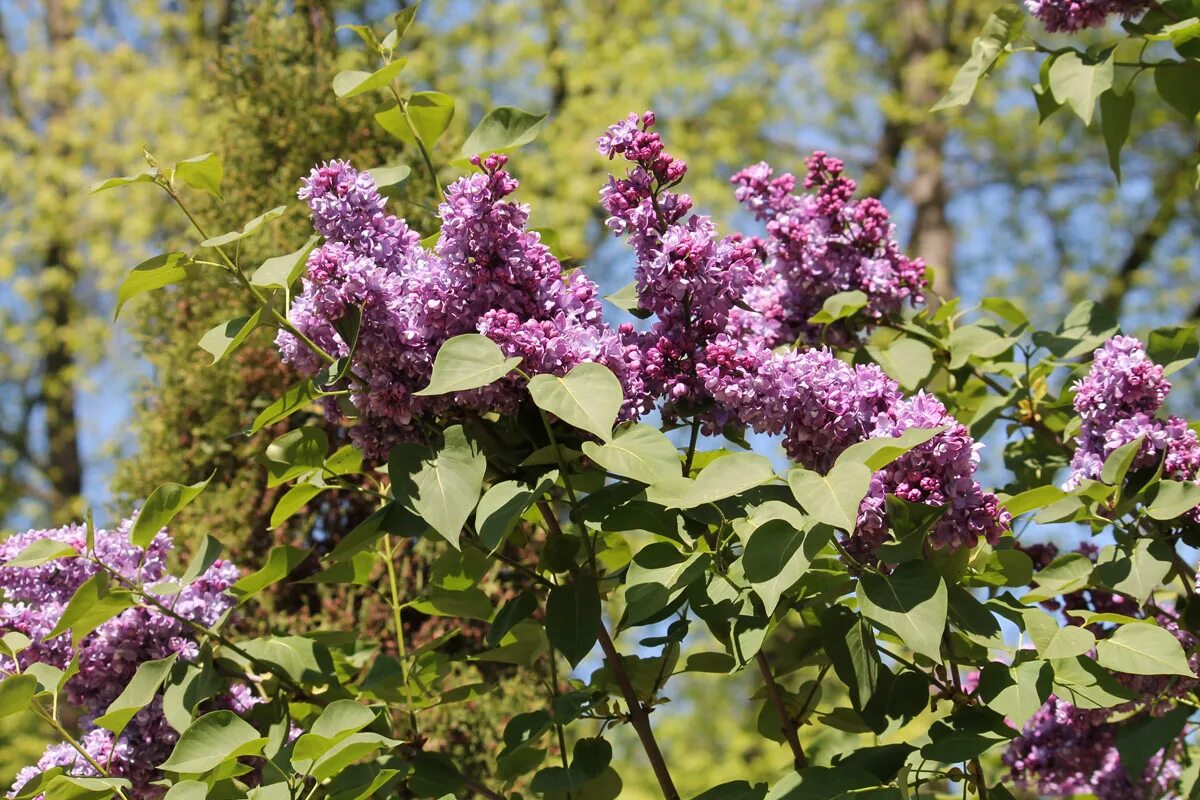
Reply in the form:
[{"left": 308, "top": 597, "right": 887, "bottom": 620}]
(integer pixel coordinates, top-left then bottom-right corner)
[{"left": 755, "top": 650, "right": 807, "bottom": 770}]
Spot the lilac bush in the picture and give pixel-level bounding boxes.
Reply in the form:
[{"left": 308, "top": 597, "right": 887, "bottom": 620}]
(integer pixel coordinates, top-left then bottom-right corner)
[
  {"left": 0, "top": 520, "right": 238, "bottom": 799},
  {"left": 24, "top": 12, "right": 1200, "bottom": 799}
]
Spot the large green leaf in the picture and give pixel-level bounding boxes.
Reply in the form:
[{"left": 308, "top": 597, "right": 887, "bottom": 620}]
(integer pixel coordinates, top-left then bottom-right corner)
[
  {"left": 231, "top": 545, "right": 310, "bottom": 603},
  {"left": 200, "top": 206, "right": 286, "bottom": 249},
  {"left": 1003, "top": 485, "right": 1066, "bottom": 517},
  {"left": 1100, "top": 89, "right": 1134, "bottom": 181},
  {"left": 130, "top": 471, "right": 216, "bottom": 548},
  {"left": 475, "top": 475, "right": 554, "bottom": 550},
  {"left": 1048, "top": 51, "right": 1113, "bottom": 125},
  {"left": 198, "top": 309, "right": 263, "bottom": 365},
  {"left": 807, "top": 290, "right": 867, "bottom": 324},
  {"left": 310, "top": 699, "right": 378, "bottom": 742},
  {"left": 1095, "top": 623, "right": 1195, "bottom": 677},
  {"left": 414, "top": 334, "right": 521, "bottom": 396},
  {"left": 391, "top": 426, "right": 486, "bottom": 548},
  {"left": 93, "top": 655, "right": 178, "bottom": 735},
  {"left": 932, "top": 5, "right": 1025, "bottom": 110},
  {"left": 1092, "top": 539, "right": 1173, "bottom": 605},
  {"left": 977, "top": 660, "right": 1051, "bottom": 730},
  {"left": 251, "top": 235, "right": 320, "bottom": 290},
  {"left": 743, "top": 520, "right": 831, "bottom": 616},
  {"left": 0, "top": 674, "right": 37, "bottom": 719},
  {"left": 821, "top": 606, "right": 880, "bottom": 710},
  {"left": 1147, "top": 325, "right": 1199, "bottom": 376},
  {"left": 1154, "top": 61, "right": 1200, "bottom": 120},
  {"left": 1022, "top": 609, "right": 1096, "bottom": 659},
  {"left": 263, "top": 427, "right": 328, "bottom": 486},
  {"left": 114, "top": 253, "right": 200, "bottom": 320},
  {"left": 836, "top": 427, "right": 945, "bottom": 471},
  {"left": 3, "top": 538, "right": 77, "bottom": 567},
  {"left": 379, "top": 91, "right": 455, "bottom": 148},
  {"left": 47, "top": 574, "right": 136, "bottom": 645},
  {"left": 460, "top": 107, "right": 548, "bottom": 157},
  {"left": 787, "top": 462, "right": 873, "bottom": 531},
  {"left": 332, "top": 60, "right": 407, "bottom": 98},
  {"left": 528, "top": 363, "right": 624, "bottom": 441},
  {"left": 159, "top": 711, "right": 267, "bottom": 774},
  {"left": 545, "top": 578, "right": 601, "bottom": 667},
  {"left": 1146, "top": 479, "right": 1200, "bottom": 520},
  {"left": 858, "top": 562, "right": 947, "bottom": 661},
  {"left": 647, "top": 452, "right": 776, "bottom": 509},
  {"left": 173, "top": 153, "right": 223, "bottom": 199},
  {"left": 581, "top": 423, "right": 680, "bottom": 484},
  {"left": 270, "top": 483, "right": 326, "bottom": 528}
]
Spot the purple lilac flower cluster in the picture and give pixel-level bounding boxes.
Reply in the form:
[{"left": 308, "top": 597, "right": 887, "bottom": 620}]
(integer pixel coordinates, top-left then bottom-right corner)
[
  {"left": 853, "top": 393, "right": 1011, "bottom": 555},
  {"left": 597, "top": 114, "right": 999, "bottom": 553},
  {"left": 1003, "top": 696, "right": 1182, "bottom": 799},
  {"left": 1066, "top": 336, "right": 1200, "bottom": 517},
  {"left": 1, "top": 520, "right": 239, "bottom": 800},
  {"left": 1024, "top": 0, "right": 1151, "bottom": 32},
  {"left": 279, "top": 155, "right": 644, "bottom": 458},
  {"left": 597, "top": 111, "right": 762, "bottom": 425},
  {"left": 728, "top": 155, "right": 925, "bottom": 348},
  {"left": 1002, "top": 542, "right": 1196, "bottom": 798}
]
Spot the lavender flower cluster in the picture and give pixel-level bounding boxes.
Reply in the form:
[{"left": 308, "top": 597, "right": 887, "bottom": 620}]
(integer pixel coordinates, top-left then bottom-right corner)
[
  {"left": 728, "top": 154, "right": 925, "bottom": 348},
  {"left": 1003, "top": 542, "right": 1197, "bottom": 798},
  {"left": 595, "top": 114, "right": 1003, "bottom": 552},
  {"left": 1066, "top": 336, "right": 1200, "bottom": 517},
  {"left": 1003, "top": 696, "right": 1182, "bottom": 799},
  {"left": 277, "top": 111, "right": 1009, "bottom": 555},
  {"left": 1, "top": 520, "right": 239, "bottom": 800},
  {"left": 279, "top": 154, "right": 644, "bottom": 458},
  {"left": 1024, "top": 0, "right": 1151, "bottom": 32}
]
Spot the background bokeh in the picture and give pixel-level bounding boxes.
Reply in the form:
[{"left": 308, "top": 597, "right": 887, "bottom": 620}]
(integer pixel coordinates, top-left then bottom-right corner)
[{"left": 1, "top": 0, "right": 1197, "bottom": 795}]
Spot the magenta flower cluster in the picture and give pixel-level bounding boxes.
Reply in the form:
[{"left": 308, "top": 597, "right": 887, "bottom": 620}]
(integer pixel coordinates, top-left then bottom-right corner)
[
  {"left": 1, "top": 519, "right": 239, "bottom": 800},
  {"left": 1066, "top": 336, "right": 1200, "bottom": 517},
  {"left": 279, "top": 154, "right": 644, "bottom": 458},
  {"left": 1003, "top": 543, "right": 1196, "bottom": 798},
  {"left": 277, "top": 111, "right": 1008, "bottom": 555},
  {"left": 1024, "top": 0, "right": 1151, "bottom": 32},
  {"left": 1003, "top": 696, "right": 1182, "bottom": 799},
  {"left": 728, "top": 155, "right": 925, "bottom": 348}
]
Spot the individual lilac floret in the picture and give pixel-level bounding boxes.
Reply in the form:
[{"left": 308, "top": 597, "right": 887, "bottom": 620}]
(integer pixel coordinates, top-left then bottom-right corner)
[
  {"left": 1003, "top": 696, "right": 1182, "bottom": 799},
  {"left": 1066, "top": 336, "right": 1200, "bottom": 519},
  {"left": 1024, "top": 0, "right": 1151, "bottom": 32},
  {"left": 852, "top": 393, "right": 1011, "bottom": 557},
  {"left": 729, "top": 155, "right": 926, "bottom": 348}
]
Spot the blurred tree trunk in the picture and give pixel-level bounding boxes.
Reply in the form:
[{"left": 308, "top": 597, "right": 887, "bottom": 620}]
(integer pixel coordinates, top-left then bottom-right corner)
[{"left": 39, "top": 0, "right": 83, "bottom": 523}]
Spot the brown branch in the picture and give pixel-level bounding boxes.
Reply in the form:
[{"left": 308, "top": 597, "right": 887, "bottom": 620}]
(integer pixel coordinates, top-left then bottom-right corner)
[
  {"left": 755, "top": 650, "right": 808, "bottom": 770},
  {"left": 595, "top": 625, "right": 680, "bottom": 800},
  {"left": 537, "top": 499, "right": 679, "bottom": 798}
]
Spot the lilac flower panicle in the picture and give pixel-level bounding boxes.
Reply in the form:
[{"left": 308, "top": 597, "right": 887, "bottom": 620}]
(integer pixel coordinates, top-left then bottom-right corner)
[
  {"left": 0, "top": 520, "right": 240, "bottom": 800},
  {"left": 1066, "top": 336, "right": 1200, "bottom": 519},
  {"left": 851, "top": 392, "right": 1011, "bottom": 557},
  {"left": 1024, "top": 0, "right": 1151, "bottom": 32},
  {"left": 729, "top": 155, "right": 926, "bottom": 348},
  {"left": 1003, "top": 696, "right": 1182, "bottom": 799},
  {"left": 281, "top": 155, "right": 642, "bottom": 456}
]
